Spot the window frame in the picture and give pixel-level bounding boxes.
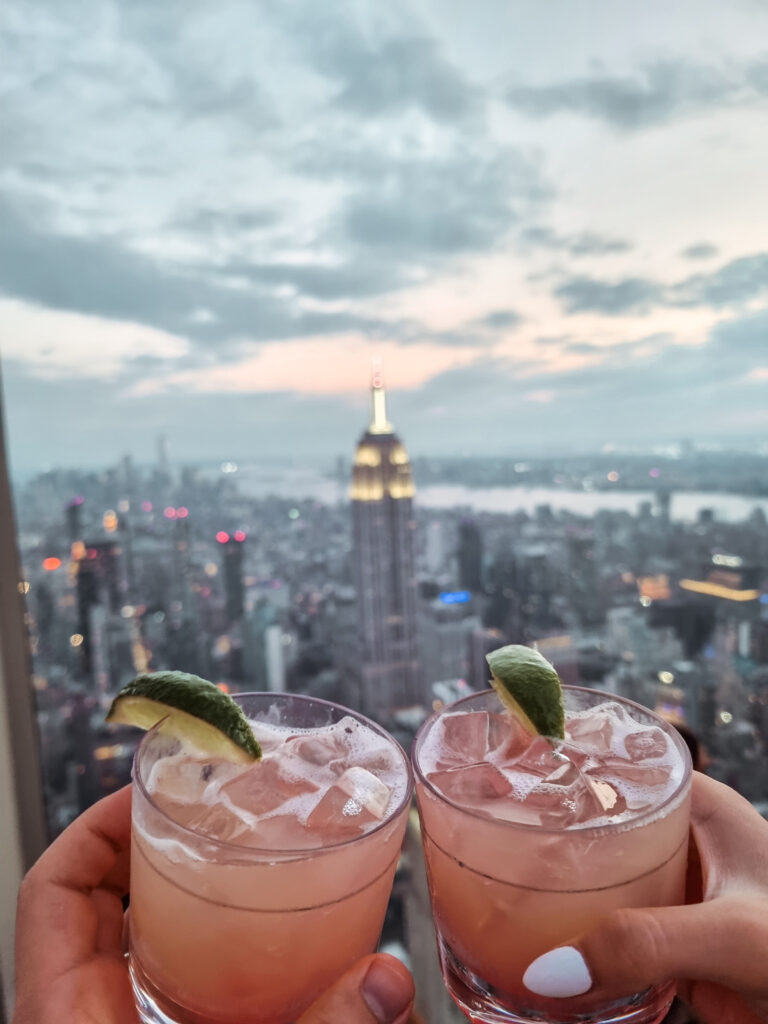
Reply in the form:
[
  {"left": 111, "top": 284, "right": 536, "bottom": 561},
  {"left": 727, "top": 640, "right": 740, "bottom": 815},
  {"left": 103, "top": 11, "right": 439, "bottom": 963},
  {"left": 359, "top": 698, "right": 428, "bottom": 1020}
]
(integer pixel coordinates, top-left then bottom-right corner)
[{"left": 0, "top": 366, "right": 48, "bottom": 1019}]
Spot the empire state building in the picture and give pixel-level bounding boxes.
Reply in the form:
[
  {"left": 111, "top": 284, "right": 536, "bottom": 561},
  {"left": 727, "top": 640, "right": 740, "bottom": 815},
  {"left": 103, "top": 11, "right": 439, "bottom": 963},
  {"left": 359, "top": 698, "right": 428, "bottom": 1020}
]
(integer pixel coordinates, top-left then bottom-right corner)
[{"left": 350, "top": 371, "right": 423, "bottom": 718}]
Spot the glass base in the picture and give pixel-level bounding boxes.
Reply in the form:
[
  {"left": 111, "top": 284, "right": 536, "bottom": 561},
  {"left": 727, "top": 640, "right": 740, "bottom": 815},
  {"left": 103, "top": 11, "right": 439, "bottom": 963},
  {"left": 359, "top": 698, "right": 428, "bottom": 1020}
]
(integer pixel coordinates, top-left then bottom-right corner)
[
  {"left": 438, "top": 938, "right": 676, "bottom": 1024},
  {"left": 130, "top": 955, "right": 223, "bottom": 1024}
]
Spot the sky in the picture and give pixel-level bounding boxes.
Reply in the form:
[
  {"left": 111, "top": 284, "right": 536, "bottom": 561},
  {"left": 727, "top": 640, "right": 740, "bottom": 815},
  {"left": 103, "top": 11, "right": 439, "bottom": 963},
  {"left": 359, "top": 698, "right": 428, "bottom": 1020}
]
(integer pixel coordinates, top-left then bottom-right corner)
[{"left": 1, "top": 0, "right": 768, "bottom": 470}]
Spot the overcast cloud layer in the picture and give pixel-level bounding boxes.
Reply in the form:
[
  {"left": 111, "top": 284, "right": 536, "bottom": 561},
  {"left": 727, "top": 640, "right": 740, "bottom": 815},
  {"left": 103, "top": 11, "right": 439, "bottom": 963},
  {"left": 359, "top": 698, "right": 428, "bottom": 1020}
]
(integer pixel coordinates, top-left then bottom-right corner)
[{"left": 1, "top": 0, "right": 767, "bottom": 469}]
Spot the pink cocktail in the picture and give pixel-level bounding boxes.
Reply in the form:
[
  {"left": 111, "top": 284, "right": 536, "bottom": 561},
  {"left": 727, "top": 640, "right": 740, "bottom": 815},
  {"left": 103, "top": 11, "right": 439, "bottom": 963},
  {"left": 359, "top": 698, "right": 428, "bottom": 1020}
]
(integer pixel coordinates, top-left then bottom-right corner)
[
  {"left": 129, "top": 693, "right": 412, "bottom": 1024},
  {"left": 414, "top": 687, "right": 692, "bottom": 1024}
]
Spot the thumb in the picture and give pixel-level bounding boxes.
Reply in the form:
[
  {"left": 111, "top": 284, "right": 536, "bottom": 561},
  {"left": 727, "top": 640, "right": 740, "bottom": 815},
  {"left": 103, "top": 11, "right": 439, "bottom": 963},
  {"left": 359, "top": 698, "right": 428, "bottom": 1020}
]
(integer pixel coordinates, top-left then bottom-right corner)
[
  {"left": 296, "top": 953, "right": 414, "bottom": 1024},
  {"left": 522, "top": 895, "right": 767, "bottom": 1002}
]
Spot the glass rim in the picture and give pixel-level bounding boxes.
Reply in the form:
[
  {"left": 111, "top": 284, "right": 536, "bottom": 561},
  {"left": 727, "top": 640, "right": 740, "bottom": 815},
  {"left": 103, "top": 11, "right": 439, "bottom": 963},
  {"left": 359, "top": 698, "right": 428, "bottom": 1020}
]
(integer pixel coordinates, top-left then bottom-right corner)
[
  {"left": 134, "top": 690, "right": 414, "bottom": 857},
  {"left": 412, "top": 685, "right": 693, "bottom": 836}
]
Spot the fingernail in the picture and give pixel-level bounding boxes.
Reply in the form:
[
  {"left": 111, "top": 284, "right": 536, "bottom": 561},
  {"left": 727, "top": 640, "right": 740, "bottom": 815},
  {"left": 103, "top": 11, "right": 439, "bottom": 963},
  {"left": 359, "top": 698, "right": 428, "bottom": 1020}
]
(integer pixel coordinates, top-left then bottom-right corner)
[
  {"left": 523, "top": 946, "right": 592, "bottom": 998},
  {"left": 362, "top": 959, "right": 411, "bottom": 1023}
]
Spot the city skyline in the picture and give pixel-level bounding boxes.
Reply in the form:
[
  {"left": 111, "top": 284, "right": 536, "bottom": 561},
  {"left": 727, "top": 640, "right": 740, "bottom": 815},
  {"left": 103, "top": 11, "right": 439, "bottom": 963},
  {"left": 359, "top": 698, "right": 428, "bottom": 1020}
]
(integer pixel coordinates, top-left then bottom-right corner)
[{"left": 2, "top": 0, "right": 768, "bottom": 470}]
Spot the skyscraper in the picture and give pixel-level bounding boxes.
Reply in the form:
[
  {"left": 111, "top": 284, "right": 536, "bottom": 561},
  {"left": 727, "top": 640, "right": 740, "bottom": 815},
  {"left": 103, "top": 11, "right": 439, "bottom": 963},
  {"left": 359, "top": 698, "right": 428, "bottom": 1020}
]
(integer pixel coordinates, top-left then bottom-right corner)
[
  {"left": 350, "top": 371, "right": 423, "bottom": 718},
  {"left": 457, "top": 517, "right": 484, "bottom": 593},
  {"left": 219, "top": 532, "right": 246, "bottom": 623}
]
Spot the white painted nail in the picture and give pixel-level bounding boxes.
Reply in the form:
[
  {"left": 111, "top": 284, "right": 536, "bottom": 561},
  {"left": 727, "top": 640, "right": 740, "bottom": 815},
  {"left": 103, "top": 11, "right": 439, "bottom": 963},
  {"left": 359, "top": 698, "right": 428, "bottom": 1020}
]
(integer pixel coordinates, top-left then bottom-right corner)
[{"left": 522, "top": 946, "right": 592, "bottom": 998}]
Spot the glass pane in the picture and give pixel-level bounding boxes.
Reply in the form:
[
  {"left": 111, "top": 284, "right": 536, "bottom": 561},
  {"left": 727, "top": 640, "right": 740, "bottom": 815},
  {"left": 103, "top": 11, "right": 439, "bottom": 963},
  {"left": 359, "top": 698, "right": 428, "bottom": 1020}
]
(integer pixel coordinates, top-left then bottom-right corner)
[{"left": 2, "top": 2, "right": 768, "bottom": 1021}]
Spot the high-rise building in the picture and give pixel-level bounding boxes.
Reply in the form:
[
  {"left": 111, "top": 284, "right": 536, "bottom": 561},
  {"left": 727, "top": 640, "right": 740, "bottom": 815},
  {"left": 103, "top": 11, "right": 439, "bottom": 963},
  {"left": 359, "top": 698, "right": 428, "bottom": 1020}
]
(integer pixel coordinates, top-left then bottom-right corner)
[
  {"left": 457, "top": 518, "right": 484, "bottom": 593},
  {"left": 74, "top": 540, "right": 124, "bottom": 685},
  {"left": 219, "top": 531, "right": 246, "bottom": 623},
  {"left": 65, "top": 496, "right": 84, "bottom": 543},
  {"left": 350, "top": 371, "right": 423, "bottom": 718}
]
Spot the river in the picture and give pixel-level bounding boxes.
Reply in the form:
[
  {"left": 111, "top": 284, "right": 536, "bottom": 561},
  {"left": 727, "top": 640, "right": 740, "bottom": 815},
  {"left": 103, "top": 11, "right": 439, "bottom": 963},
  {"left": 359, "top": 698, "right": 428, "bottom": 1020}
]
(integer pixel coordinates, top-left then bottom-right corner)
[{"left": 234, "top": 465, "right": 768, "bottom": 524}]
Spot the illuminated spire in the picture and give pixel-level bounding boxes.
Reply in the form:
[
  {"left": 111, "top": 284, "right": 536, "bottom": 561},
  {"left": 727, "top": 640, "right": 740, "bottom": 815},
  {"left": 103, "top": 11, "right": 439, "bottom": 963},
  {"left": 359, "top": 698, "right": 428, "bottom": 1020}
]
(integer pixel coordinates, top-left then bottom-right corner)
[{"left": 368, "top": 360, "right": 393, "bottom": 435}]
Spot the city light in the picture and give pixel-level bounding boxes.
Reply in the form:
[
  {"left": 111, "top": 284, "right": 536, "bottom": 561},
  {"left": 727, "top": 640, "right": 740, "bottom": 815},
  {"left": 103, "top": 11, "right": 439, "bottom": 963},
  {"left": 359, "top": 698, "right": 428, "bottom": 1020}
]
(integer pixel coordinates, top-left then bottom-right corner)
[
  {"left": 607, "top": 471, "right": 620, "bottom": 482},
  {"left": 719, "top": 711, "right": 734, "bottom": 725},
  {"left": 42, "top": 557, "right": 62, "bottom": 571},
  {"left": 164, "top": 507, "right": 177, "bottom": 519},
  {"left": 121, "top": 605, "right": 136, "bottom": 618},
  {"left": 176, "top": 507, "right": 189, "bottom": 518},
  {"left": 221, "top": 461, "right": 238, "bottom": 473},
  {"left": 141, "top": 501, "right": 153, "bottom": 512},
  {"left": 17, "top": 580, "right": 30, "bottom": 594},
  {"left": 234, "top": 530, "right": 246, "bottom": 542},
  {"left": 658, "top": 671, "right": 675, "bottom": 685},
  {"left": 216, "top": 531, "right": 230, "bottom": 544},
  {"left": 649, "top": 468, "right": 661, "bottom": 478},
  {"left": 712, "top": 553, "right": 743, "bottom": 568},
  {"left": 69, "top": 633, "right": 84, "bottom": 647},
  {"left": 94, "top": 744, "right": 127, "bottom": 761},
  {"left": 216, "top": 683, "right": 230, "bottom": 694},
  {"left": 103, "top": 509, "right": 118, "bottom": 533},
  {"left": 679, "top": 579, "right": 759, "bottom": 602},
  {"left": 71, "top": 540, "right": 87, "bottom": 560},
  {"left": 439, "top": 590, "right": 472, "bottom": 605},
  {"left": 288, "top": 508, "right": 300, "bottom": 520}
]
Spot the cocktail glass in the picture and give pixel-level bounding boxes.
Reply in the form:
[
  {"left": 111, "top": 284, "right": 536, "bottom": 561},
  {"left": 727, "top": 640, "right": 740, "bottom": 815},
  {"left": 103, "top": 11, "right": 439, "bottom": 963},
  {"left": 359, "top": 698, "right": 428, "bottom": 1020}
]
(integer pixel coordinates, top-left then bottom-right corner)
[
  {"left": 129, "top": 692, "right": 413, "bottom": 1024},
  {"left": 413, "top": 687, "right": 692, "bottom": 1024}
]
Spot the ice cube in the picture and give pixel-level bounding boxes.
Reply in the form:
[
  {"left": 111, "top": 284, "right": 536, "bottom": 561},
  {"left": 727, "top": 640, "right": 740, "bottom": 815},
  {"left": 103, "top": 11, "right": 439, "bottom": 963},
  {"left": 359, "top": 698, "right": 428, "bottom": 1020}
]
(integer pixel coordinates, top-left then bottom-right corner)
[
  {"left": 586, "top": 777, "right": 624, "bottom": 814},
  {"left": 428, "top": 763, "right": 513, "bottom": 804},
  {"left": 487, "top": 713, "right": 533, "bottom": 761},
  {"left": 307, "top": 766, "right": 392, "bottom": 838},
  {"left": 146, "top": 754, "right": 244, "bottom": 804},
  {"left": 221, "top": 758, "right": 320, "bottom": 817},
  {"left": 523, "top": 763, "right": 604, "bottom": 828},
  {"left": 566, "top": 713, "right": 615, "bottom": 755},
  {"left": 434, "top": 712, "right": 493, "bottom": 769},
  {"left": 594, "top": 759, "right": 673, "bottom": 787},
  {"left": 554, "top": 740, "right": 594, "bottom": 770},
  {"left": 504, "top": 735, "right": 569, "bottom": 778},
  {"left": 285, "top": 728, "right": 348, "bottom": 769},
  {"left": 183, "top": 801, "right": 256, "bottom": 845},
  {"left": 624, "top": 728, "right": 668, "bottom": 761},
  {"left": 248, "top": 813, "right": 319, "bottom": 851},
  {"left": 356, "top": 744, "right": 399, "bottom": 775},
  {"left": 248, "top": 720, "right": 288, "bottom": 756}
]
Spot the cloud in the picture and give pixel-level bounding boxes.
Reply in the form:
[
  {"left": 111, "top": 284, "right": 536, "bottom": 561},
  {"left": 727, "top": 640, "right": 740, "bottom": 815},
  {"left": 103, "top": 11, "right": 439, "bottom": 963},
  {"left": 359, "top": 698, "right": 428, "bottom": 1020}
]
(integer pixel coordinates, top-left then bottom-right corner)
[
  {"left": 340, "top": 147, "right": 545, "bottom": 257},
  {"left": 681, "top": 242, "right": 719, "bottom": 261},
  {"left": 554, "top": 276, "right": 662, "bottom": 314},
  {"left": 477, "top": 310, "right": 522, "bottom": 330},
  {"left": 506, "top": 59, "right": 768, "bottom": 130},
  {"left": 522, "top": 226, "right": 631, "bottom": 257},
  {"left": 276, "top": 3, "right": 481, "bottom": 124},
  {"left": 331, "top": 35, "right": 482, "bottom": 123},
  {"left": 672, "top": 253, "right": 768, "bottom": 307},
  {"left": 0, "top": 194, "right": 386, "bottom": 344},
  {"left": 174, "top": 206, "right": 279, "bottom": 236},
  {"left": 554, "top": 252, "right": 768, "bottom": 315},
  {"left": 0, "top": 298, "right": 188, "bottom": 379}
]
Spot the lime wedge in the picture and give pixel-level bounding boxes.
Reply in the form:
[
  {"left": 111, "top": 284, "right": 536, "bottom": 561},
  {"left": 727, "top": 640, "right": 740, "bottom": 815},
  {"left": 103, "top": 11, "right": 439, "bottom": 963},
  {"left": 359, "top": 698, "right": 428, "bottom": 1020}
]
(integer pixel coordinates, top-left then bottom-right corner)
[
  {"left": 106, "top": 671, "right": 261, "bottom": 762},
  {"left": 486, "top": 644, "right": 565, "bottom": 740}
]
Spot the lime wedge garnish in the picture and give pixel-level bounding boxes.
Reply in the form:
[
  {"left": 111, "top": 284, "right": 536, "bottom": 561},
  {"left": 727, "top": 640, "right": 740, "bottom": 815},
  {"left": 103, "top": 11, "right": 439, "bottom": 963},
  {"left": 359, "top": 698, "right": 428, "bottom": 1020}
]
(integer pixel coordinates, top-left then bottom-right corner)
[
  {"left": 106, "top": 671, "right": 261, "bottom": 762},
  {"left": 486, "top": 644, "right": 565, "bottom": 740}
]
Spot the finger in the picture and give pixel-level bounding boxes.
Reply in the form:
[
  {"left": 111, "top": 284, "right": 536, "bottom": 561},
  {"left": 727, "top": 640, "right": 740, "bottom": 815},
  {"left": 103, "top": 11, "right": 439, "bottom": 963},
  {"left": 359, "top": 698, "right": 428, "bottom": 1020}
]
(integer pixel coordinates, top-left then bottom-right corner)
[
  {"left": 522, "top": 895, "right": 768, "bottom": 1002},
  {"left": 91, "top": 888, "right": 126, "bottom": 956},
  {"left": 683, "top": 980, "right": 768, "bottom": 1024},
  {"left": 690, "top": 773, "right": 768, "bottom": 894},
  {"left": 30, "top": 785, "right": 132, "bottom": 894},
  {"left": 15, "top": 786, "right": 132, "bottom": 984},
  {"left": 296, "top": 954, "right": 414, "bottom": 1024}
]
